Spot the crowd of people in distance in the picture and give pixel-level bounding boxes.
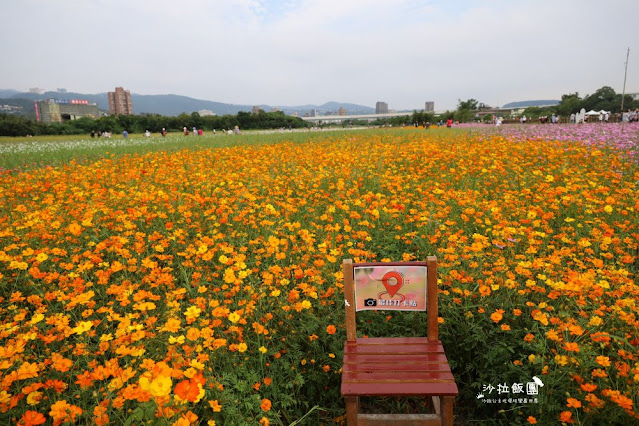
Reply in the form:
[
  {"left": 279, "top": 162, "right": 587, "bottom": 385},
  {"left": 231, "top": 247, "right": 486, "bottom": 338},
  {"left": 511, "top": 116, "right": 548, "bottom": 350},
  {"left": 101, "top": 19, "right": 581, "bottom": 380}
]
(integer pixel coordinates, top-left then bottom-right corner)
[
  {"left": 89, "top": 126, "right": 245, "bottom": 139},
  {"left": 90, "top": 130, "right": 111, "bottom": 138}
]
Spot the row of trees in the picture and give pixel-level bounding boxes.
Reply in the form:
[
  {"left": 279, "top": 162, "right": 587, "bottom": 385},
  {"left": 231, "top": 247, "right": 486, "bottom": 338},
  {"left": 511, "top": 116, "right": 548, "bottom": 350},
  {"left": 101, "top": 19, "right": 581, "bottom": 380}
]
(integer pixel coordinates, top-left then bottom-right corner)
[
  {"left": 0, "top": 110, "right": 310, "bottom": 137},
  {"left": 522, "top": 86, "right": 638, "bottom": 119},
  {"left": 448, "top": 86, "right": 638, "bottom": 123},
  {"left": 552, "top": 86, "right": 637, "bottom": 116}
]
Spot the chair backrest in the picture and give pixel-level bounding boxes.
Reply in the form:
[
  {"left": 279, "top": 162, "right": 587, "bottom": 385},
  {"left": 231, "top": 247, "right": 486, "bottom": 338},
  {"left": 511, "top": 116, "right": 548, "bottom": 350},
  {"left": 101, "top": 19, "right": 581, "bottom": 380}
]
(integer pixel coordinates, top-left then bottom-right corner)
[{"left": 343, "top": 256, "right": 439, "bottom": 342}]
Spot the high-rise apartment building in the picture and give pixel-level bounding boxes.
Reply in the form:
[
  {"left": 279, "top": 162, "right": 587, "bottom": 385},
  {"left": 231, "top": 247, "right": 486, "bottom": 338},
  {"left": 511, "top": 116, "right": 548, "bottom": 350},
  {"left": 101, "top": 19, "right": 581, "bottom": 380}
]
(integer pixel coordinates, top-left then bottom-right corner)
[
  {"left": 376, "top": 101, "right": 388, "bottom": 114},
  {"left": 425, "top": 101, "right": 435, "bottom": 112},
  {"left": 108, "top": 87, "right": 133, "bottom": 115}
]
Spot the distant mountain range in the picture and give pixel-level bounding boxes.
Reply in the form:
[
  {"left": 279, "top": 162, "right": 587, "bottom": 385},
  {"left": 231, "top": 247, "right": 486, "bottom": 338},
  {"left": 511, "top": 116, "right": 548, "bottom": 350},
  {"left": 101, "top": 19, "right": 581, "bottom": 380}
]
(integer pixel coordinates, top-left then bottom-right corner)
[
  {"left": 0, "top": 89, "right": 375, "bottom": 117},
  {"left": 501, "top": 100, "right": 560, "bottom": 108},
  {"left": 0, "top": 89, "right": 562, "bottom": 117}
]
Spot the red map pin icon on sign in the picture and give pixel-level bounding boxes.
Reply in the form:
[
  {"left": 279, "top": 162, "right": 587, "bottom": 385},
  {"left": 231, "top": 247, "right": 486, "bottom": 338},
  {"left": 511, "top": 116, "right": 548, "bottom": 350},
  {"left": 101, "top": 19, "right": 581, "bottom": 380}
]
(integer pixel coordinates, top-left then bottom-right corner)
[{"left": 381, "top": 271, "right": 404, "bottom": 297}]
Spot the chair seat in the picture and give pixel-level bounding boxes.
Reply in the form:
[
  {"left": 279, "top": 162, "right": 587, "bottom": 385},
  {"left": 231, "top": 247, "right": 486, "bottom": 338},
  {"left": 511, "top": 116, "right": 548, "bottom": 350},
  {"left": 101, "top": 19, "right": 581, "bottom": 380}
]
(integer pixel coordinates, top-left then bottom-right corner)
[{"left": 341, "top": 337, "right": 458, "bottom": 397}]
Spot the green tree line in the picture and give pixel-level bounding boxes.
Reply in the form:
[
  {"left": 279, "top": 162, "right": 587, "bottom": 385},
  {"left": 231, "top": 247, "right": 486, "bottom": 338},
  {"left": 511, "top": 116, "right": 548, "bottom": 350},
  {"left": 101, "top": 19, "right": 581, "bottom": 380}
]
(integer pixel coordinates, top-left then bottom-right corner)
[
  {"left": 446, "top": 86, "right": 638, "bottom": 123},
  {"left": 0, "top": 110, "right": 310, "bottom": 137}
]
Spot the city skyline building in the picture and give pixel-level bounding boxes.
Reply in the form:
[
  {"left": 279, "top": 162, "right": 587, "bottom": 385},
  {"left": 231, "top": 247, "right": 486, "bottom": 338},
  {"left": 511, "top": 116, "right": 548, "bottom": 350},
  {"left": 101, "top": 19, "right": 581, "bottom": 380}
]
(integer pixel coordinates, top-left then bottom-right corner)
[
  {"left": 107, "top": 87, "right": 133, "bottom": 115},
  {"left": 35, "top": 99, "right": 98, "bottom": 123},
  {"left": 376, "top": 101, "right": 388, "bottom": 114},
  {"left": 425, "top": 101, "right": 435, "bottom": 112}
]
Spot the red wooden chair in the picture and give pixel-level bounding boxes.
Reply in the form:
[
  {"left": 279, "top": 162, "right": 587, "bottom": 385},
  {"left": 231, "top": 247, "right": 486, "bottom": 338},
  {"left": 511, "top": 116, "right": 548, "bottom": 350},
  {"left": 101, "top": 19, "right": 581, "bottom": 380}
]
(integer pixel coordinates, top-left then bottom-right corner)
[{"left": 341, "top": 257, "right": 458, "bottom": 425}]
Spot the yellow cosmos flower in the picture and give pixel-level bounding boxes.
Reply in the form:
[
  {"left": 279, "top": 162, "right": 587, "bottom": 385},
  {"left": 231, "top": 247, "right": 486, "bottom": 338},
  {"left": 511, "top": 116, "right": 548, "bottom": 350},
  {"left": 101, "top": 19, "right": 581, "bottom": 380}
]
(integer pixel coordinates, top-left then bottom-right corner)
[
  {"left": 228, "top": 312, "right": 240, "bottom": 323},
  {"left": 237, "top": 343, "right": 248, "bottom": 352},
  {"left": 184, "top": 306, "right": 201, "bottom": 320},
  {"left": 26, "top": 390, "right": 43, "bottom": 405},
  {"left": 30, "top": 313, "right": 45, "bottom": 324},
  {"left": 140, "top": 375, "right": 172, "bottom": 397},
  {"left": 169, "top": 335, "right": 185, "bottom": 344},
  {"left": 190, "top": 359, "right": 205, "bottom": 370},
  {"left": 108, "top": 377, "right": 125, "bottom": 392},
  {"left": 100, "top": 333, "right": 113, "bottom": 342},
  {"left": 72, "top": 321, "right": 93, "bottom": 335}
]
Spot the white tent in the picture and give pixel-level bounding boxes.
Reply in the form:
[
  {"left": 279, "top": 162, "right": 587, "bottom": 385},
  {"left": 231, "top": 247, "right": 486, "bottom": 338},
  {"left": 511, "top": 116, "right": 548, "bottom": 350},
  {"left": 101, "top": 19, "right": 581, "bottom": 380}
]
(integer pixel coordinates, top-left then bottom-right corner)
[{"left": 585, "top": 110, "right": 600, "bottom": 116}]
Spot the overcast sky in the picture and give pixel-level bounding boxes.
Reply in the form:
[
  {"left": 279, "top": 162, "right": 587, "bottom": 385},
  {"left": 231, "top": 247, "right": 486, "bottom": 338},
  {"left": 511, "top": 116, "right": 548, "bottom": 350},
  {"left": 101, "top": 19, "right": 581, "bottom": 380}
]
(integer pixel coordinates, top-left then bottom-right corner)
[{"left": 1, "top": 0, "right": 636, "bottom": 111}]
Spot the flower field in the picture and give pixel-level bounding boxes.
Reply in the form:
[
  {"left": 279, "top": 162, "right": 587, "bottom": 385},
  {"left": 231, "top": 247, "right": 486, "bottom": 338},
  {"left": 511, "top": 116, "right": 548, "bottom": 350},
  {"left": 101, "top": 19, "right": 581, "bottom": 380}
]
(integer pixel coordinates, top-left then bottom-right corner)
[{"left": 0, "top": 127, "right": 638, "bottom": 425}]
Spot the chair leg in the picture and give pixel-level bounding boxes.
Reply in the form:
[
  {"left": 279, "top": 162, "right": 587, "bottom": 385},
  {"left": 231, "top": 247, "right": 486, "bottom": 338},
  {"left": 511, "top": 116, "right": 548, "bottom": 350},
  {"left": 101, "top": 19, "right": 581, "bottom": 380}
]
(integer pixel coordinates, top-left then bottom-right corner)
[
  {"left": 345, "top": 396, "right": 359, "bottom": 425},
  {"left": 441, "top": 396, "right": 454, "bottom": 426},
  {"left": 431, "top": 395, "right": 441, "bottom": 415}
]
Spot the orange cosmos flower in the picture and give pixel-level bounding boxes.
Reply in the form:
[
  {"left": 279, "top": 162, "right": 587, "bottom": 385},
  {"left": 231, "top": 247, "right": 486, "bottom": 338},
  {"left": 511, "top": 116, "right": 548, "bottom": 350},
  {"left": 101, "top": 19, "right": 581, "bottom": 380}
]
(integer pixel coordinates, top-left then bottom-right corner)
[
  {"left": 174, "top": 379, "right": 202, "bottom": 403},
  {"left": 50, "top": 353, "right": 73, "bottom": 373},
  {"left": 566, "top": 398, "right": 582, "bottom": 408},
  {"left": 559, "top": 411, "right": 573, "bottom": 423},
  {"left": 67, "top": 223, "right": 83, "bottom": 236},
  {"left": 490, "top": 309, "right": 504, "bottom": 323},
  {"left": 478, "top": 285, "right": 491, "bottom": 297},
  {"left": 585, "top": 393, "right": 605, "bottom": 409},
  {"left": 563, "top": 342, "right": 580, "bottom": 352},
  {"left": 260, "top": 398, "right": 272, "bottom": 412},
  {"left": 19, "top": 410, "right": 46, "bottom": 426},
  {"left": 17, "top": 362, "right": 40, "bottom": 380},
  {"left": 49, "top": 400, "right": 82, "bottom": 425},
  {"left": 592, "top": 368, "right": 608, "bottom": 378},
  {"left": 93, "top": 404, "right": 109, "bottom": 426},
  {"left": 209, "top": 400, "right": 222, "bottom": 412},
  {"left": 326, "top": 325, "right": 336, "bottom": 335}
]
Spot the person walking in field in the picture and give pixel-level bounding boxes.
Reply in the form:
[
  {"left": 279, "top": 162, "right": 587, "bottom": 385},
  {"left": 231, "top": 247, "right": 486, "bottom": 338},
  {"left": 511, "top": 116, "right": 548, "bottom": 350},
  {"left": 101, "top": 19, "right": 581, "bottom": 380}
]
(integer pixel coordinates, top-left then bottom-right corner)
[{"left": 446, "top": 118, "right": 452, "bottom": 128}]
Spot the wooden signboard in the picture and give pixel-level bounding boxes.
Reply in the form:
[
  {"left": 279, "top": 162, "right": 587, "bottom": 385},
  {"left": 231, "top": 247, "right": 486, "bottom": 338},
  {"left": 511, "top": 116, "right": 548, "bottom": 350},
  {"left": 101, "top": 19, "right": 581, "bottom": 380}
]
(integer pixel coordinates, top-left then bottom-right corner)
[{"left": 353, "top": 263, "right": 427, "bottom": 311}]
